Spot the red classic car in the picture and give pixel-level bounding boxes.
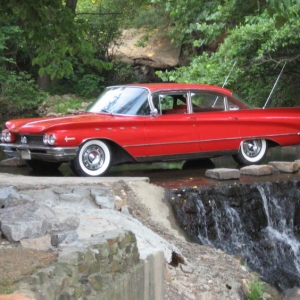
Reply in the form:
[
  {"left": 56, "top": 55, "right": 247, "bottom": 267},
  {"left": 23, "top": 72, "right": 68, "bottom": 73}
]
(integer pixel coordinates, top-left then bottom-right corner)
[{"left": 1, "top": 83, "right": 300, "bottom": 177}]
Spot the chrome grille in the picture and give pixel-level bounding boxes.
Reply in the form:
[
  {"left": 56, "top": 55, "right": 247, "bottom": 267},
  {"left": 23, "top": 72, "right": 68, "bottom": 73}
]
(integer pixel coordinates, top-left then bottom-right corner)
[{"left": 16, "top": 134, "right": 43, "bottom": 145}]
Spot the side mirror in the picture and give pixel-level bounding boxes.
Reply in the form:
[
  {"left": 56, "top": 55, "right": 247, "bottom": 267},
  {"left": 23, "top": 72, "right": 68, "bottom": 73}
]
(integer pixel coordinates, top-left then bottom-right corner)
[{"left": 150, "top": 108, "right": 158, "bottom": 117}]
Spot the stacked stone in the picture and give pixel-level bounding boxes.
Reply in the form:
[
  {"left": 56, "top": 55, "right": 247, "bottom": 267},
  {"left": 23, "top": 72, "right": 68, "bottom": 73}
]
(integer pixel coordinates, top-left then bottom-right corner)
[{"left": 16, "top": 231, "right": 144, "bottom": 300}]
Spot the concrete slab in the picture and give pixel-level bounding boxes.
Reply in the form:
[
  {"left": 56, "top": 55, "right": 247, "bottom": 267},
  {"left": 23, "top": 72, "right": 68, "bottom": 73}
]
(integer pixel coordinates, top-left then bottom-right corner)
[
  {"left": 268, "top": 161, "right": 300, "bottom": 173},
  {"left": 205, "top": 168, "right": 240, "bottom": 180},
  {"left": 240, "top": 165, "right": 274, "bottom": 176},
  {"left": 0, "top": 173, "right": 149, "bottom": 188}
]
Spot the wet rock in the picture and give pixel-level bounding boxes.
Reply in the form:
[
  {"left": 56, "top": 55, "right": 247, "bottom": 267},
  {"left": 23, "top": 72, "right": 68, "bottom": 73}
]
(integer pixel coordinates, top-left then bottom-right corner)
[
  {"left": 268, "top": 161, "right": 299, "bottom": 173},
  {"left": 0, "top": 157, "right": 26, "bottom": 167},
  {"left": 284, "top": 286, "right": 300, "bottom": 300},
  {"left": 205, "top": 168, "right": 240, "bottom": 180},
  {"left": 168, "top": 179, "right": 300, "bottom": 292},
  {"left": 240, "top": 165, "right": 274, "bottom": 176}
]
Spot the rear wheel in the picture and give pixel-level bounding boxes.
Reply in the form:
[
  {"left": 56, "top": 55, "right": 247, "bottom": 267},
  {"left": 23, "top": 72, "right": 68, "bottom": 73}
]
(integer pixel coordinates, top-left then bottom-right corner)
[
  {"left": 26, "top": 160, "right": 62, "bottom": 172},
  {"left": 233, "top": 139, "right": 267, "bottom": 165},
  {"left": 70, "top": 140, "right": 112, "bottom": 177}
]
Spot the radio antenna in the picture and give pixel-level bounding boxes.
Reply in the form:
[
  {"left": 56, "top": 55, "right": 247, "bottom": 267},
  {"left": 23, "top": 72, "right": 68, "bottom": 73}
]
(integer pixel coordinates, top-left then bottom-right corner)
[
  {"left": 263, "top": 61, "right": 286, "bottom": 109},
  {"left": 222, "top": 61, "right": 237, "bottom": 87}
]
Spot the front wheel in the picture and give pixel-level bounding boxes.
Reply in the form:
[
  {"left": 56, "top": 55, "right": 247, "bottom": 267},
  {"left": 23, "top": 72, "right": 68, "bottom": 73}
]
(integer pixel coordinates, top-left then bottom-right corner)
[
  {"left": 70, "top": 140, "right": 112, "bottom": 177},
  {"left": 233, "top": 139, "right": 267, "bottom": 165}
]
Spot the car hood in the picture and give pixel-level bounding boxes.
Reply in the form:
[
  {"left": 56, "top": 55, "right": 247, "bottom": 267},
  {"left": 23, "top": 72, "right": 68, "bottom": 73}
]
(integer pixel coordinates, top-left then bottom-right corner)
[{"left": 6, "top": 113, "right": 119, "bottom": 134}]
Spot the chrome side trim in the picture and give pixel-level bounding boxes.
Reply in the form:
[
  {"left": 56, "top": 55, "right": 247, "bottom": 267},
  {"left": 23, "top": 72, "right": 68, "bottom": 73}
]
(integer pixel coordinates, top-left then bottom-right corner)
[
  {"left": 135, "top": 149, "right": 237, "bottom": 163},
  {"left": 243, "top": 132, "right": 299, "bottom": 139},
  {"left": 124, "top": 136, "right": 240, "bottom": 149}
]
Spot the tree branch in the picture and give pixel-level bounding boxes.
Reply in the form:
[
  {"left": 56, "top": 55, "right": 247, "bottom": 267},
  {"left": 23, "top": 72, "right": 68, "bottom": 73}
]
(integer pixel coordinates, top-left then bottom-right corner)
[{"left": 76, "top": 12, "right": 122, "bottom": 16}]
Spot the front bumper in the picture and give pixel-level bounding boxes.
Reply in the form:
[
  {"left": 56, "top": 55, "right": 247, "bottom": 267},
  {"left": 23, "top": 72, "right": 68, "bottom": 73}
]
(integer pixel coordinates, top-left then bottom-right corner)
[{"left": 0, "top": 143, "right": 78, "bottom": 162}]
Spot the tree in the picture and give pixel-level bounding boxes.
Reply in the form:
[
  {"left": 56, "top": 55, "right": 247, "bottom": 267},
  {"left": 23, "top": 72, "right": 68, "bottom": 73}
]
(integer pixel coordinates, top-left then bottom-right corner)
[
  {"left": 153, "top": 0, "right": 300, "bottom": 107},
  {"left": 0, "top": 0, "right": 146, "bottom": 82}
]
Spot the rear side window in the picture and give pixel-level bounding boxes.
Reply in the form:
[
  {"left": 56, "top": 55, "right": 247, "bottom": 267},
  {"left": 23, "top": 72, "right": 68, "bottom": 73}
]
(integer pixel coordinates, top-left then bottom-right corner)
[{"left": 191, "top": 92, "right": 226, "bottom": 112}]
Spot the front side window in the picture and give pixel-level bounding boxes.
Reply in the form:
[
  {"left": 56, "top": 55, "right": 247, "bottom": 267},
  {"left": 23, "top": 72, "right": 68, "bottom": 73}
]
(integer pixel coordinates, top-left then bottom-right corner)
[
  {"left": 87, "top": 87, "right": 150, "bottom": 115},
  {"left": 152, "top": 93, "right": 188, "bottom": 115}
]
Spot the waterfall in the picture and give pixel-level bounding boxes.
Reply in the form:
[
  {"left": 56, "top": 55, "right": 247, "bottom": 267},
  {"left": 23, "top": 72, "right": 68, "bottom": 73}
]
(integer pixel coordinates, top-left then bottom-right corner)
[
  {"left": 257, "top": 186, "right": 300, "bottom": 284},
  {"left": 169, "top": 180, "right": 300, "bottom": 291}
]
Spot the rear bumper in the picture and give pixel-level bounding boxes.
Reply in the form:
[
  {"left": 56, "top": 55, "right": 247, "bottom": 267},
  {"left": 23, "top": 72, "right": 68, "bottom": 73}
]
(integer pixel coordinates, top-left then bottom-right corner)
[{"left": 0, "top": 143, "right": 78, "bottom": 162}]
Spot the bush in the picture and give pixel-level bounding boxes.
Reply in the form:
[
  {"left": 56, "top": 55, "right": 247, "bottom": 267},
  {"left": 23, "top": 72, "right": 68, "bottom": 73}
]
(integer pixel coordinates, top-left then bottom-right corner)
[
  {"left": 76, "top": 74, "right": 104, "bottom": 97},
  {"left": 0, "top": 70, "right": 47, "bottom": 116}
]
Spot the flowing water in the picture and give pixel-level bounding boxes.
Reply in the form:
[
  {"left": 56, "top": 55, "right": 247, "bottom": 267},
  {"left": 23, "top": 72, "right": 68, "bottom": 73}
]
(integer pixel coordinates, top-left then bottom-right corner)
[{"left": 169, "top": 179, "right": 300, "bottom": 291}]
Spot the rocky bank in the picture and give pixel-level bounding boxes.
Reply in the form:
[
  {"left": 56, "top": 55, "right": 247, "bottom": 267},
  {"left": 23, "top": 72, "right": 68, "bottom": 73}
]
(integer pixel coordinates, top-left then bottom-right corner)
[{"left": 0, "top": 174, "right": 298, "bottom": 299}]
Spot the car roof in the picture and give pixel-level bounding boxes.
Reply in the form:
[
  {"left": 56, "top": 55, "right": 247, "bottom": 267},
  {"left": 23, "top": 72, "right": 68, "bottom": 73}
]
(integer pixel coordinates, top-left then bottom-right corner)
[{"left": 110, "top": 83, "right": 233, "bottom": 97}]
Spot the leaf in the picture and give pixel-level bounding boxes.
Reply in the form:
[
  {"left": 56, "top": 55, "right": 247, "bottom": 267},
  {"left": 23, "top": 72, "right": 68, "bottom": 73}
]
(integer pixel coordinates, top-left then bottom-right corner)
[{"left": 38, "top": 68, "right": 45, "bottom": 77}]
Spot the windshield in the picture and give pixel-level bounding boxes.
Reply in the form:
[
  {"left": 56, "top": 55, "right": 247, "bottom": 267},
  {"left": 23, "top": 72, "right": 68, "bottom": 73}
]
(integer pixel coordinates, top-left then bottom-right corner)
[{"left": 87, "top": 87, "right": 150, "bottom": 115}]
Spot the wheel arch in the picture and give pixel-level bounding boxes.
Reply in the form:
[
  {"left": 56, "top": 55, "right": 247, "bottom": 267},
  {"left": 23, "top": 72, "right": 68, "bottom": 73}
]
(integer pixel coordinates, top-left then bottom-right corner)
[
  {"left": 80, "top": 138, "right": 136, "bottom": 166},
  {"left": 265, "top": 139, "right": 281, "bottom": 149}
]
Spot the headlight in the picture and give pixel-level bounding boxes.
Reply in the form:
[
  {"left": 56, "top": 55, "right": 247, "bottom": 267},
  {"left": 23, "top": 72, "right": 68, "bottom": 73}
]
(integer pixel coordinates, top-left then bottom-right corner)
[
  {"left": 2, "top": 131, "right": 13, "bottom": 143},
  {"left": 43, "top": 134, "right": 48, "bottom": 145},
  {"left": 43, "top": 133, "right": 56, "bottom": 145},
  {"left": 48, "top": 134, "right": 56, "bottom": 145}
]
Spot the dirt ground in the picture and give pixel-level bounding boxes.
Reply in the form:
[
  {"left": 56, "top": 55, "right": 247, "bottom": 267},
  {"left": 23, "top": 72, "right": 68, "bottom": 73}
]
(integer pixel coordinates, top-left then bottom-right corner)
[{"left": 0, "top": 243, "right": 57, "bottom": 294}]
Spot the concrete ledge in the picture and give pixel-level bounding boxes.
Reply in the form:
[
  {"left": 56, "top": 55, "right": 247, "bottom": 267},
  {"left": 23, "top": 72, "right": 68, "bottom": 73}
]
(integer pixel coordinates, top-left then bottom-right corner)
[{"left": 0, "top": 173, "right": 149, "bottom": 188}]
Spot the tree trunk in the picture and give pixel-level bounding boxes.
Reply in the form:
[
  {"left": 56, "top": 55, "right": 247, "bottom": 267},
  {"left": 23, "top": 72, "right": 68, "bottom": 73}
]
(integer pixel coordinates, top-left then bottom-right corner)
[{"left": 66, "top": 0, "right": 78, "bottom": 13}]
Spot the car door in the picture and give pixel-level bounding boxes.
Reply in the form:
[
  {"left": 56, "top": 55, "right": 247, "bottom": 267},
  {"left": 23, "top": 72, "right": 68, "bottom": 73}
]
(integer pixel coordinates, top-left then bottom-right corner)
[
  {"left": 143, "top": 92, "right": 200, "bottom": 160},
  {"left": 190, "top": 91, "right": 241, "bottom": 153}
]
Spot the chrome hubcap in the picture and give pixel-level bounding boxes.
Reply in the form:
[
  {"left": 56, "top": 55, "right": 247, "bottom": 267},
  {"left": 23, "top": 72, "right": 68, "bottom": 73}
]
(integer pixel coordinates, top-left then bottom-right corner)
[
  {"left": 82, "top": 145, "right": 105, "bottom": 170},
  {"left": 242, "top": 140, "right": 262, "bottom": 157}
]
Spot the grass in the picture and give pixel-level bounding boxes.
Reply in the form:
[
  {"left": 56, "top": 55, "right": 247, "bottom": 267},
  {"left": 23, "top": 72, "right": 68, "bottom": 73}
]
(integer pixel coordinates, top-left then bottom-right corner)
[{"left": 247, "top": 278, "right": 265, "bottom": 300}]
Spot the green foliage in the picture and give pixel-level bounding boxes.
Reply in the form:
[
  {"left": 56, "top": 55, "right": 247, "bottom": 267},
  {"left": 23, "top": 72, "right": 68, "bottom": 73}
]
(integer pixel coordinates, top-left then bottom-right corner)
[
  {"left": 0, "top": 0, "right": 115, "bottom": 80},
  {"left": 0, "top": 70, "right": 47, "bottom": 115},
  {"left": 76, "top": 74, "right": 104, "bottom": 97},
  {"left": 106, "top": 60, "right": 138, "bottom": 85},
  {"left": 247, "top": 278, "right": 265, "bottom": 300},
  {"left": 267, "top": 0, "right": 300, "bottom": 27}
]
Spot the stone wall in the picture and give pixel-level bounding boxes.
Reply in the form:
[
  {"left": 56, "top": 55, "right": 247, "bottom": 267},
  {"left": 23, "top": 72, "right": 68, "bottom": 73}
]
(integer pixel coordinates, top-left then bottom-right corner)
[{"left": 15, "top": 230, "right": 164, "bottom": 300}]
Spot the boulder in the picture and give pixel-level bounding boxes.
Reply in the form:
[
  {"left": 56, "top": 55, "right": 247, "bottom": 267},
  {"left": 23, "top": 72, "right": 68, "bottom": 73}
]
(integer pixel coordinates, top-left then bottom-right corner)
[
  {"left": 113, "top": 28, "right": 181, "bottom": 68},
  {"left": 0, "top": 199, "right": 80, "bottom": 243},
  {"left": 0, "top": 158, "right": 26, "bottom": 167}
]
